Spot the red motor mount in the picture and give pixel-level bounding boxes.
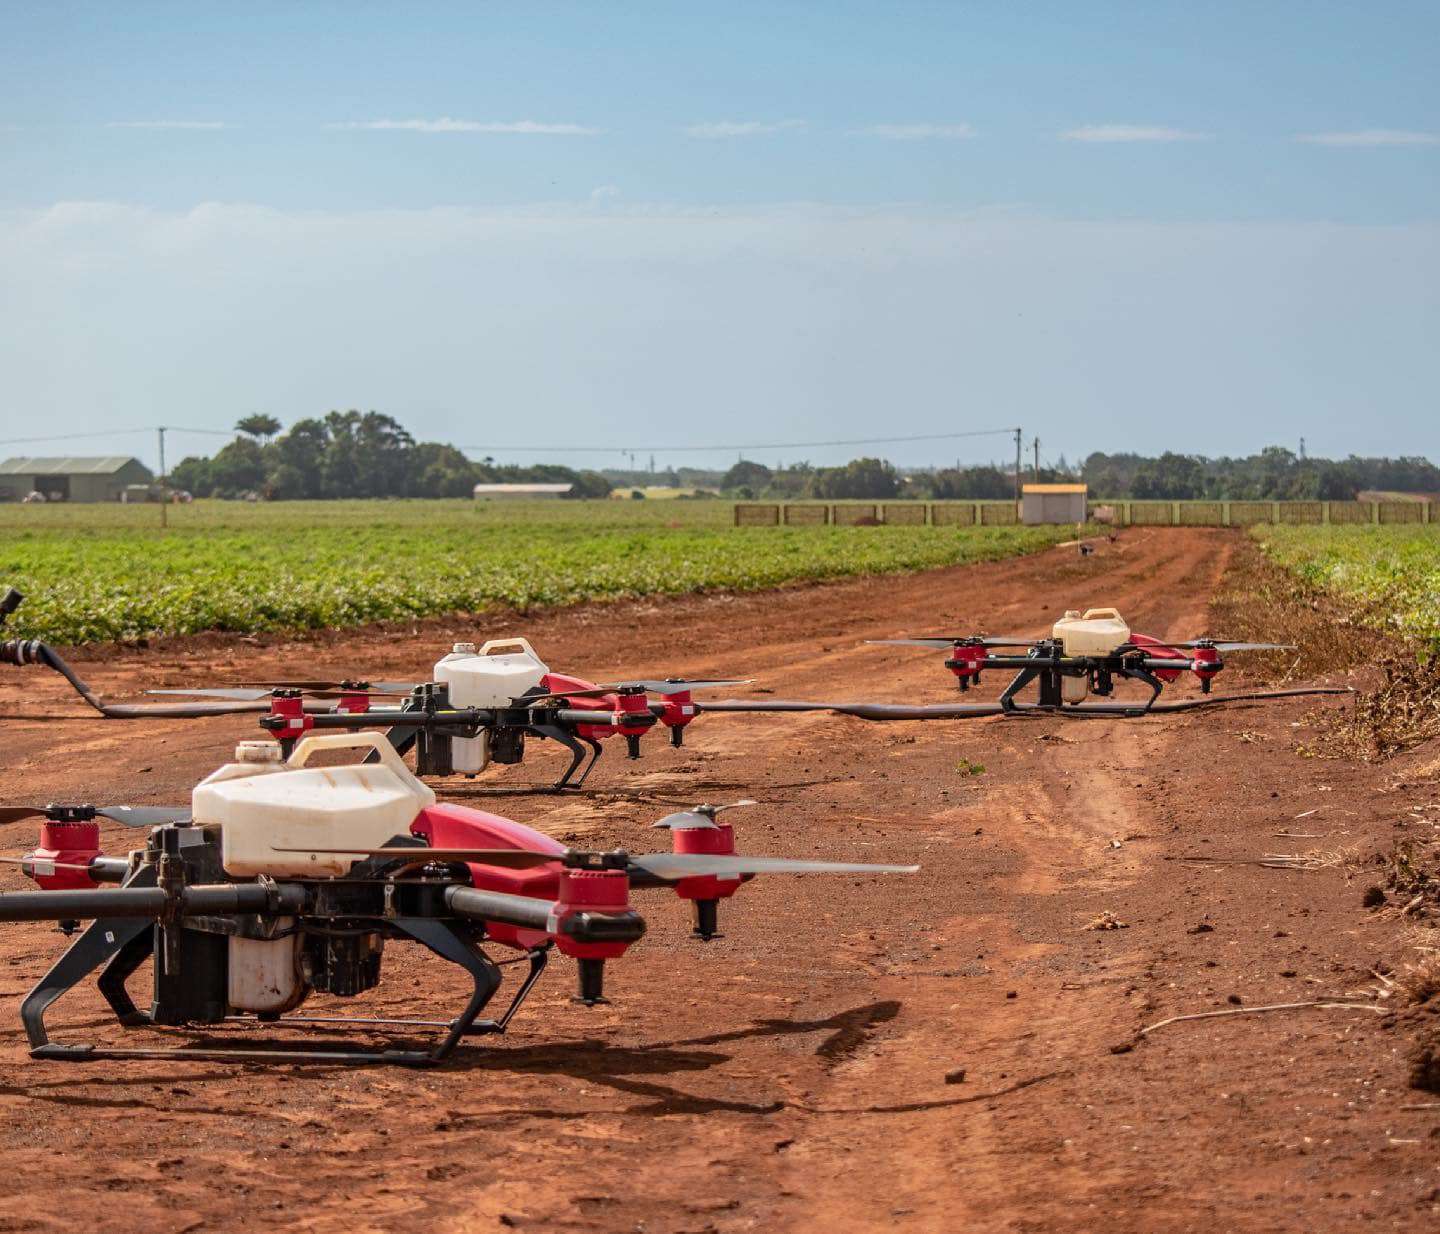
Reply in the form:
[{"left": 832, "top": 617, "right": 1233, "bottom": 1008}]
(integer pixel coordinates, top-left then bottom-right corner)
[
  {"left": 24, "top": 815, "right": 102, "bottom": 891},
  {"left": 657, "top": 688, "right": 696, "bottom": 747},
  {"left": 943, "top": 640, "right": 988, "bottom": 691},
  {"left": 669, "top": 821, "right": 751, "bottom": 941},
  {"left": 1188, "top": 644, "right": 1222, "bottom": 693},
  {"left": 335, "top": 690, "right": 371, "bottom": 715},
  {"left": 267, "top": 692, "right": 315, "bottom": 739}
]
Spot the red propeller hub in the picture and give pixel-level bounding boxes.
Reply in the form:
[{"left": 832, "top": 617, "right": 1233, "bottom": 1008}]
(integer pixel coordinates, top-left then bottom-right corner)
[
  {"left": 25, "top": 818, "right": 102, "bottom": 891},
  {"left": 670, "top": 821, "right": 749, "bottom": 902}
]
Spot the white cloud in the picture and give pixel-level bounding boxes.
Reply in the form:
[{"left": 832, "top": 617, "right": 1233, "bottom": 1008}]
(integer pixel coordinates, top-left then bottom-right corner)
[
  {"left": 1298, "top": 129, "right": 1439, "bottom": 147},
  {"left": 589, "top": 185, "right": 621, "bottom": 203},
  {"left": 1060, "top": 125, "right": 1209, "bottom": 143},
  {"left": 105, "top": 120, "right": 229, "bottom": 130},
  {"left": 682, "top": 119, "right": 806, "bottom": 139},
  {"left": 327, "top": 118, "right": 601, "bottom": 135},
  {"left": 852, "top": 123, "right": 976, "bottom": 141}
]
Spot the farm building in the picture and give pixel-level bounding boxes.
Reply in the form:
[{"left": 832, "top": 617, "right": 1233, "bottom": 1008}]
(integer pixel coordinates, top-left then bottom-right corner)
[
  {"left": 0, "top": 456, "right": 154, "bottom": 503},
  {"left": 472, "top": 483, "right": 573, "bottom": 500},
  {"left": 1021, "top": 483, "right": 1089, "bottom": 524}
]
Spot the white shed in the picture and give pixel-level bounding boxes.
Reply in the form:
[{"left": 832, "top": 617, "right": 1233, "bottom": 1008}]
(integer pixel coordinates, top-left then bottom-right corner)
[
  {"left": 1022, "top": 483, "right": 1088, "bottom": 524},
  {"left": 472, "top": 483, "right": 574, "bottom": 500}
]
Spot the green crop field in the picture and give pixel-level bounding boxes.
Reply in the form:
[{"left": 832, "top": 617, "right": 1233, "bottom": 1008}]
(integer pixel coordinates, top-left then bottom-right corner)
[
  {"left": 1254, "top": 524, "right": 1440, "bottom": 650},
  {"left": 0, "top": 500, "right": 1072, "bottom": 645}
]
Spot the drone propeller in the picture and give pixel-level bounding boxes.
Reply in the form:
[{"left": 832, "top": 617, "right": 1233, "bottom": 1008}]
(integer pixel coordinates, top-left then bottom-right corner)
[
  {"left": 866, "top": 636, "right": 1034, "bottom": 649},
  {"left": 233, "top": 678, "right": 419, "bottom": 694},
  {"left": 0, "top": 804, "right": 190, "bottom": 827},
  {"left": 0, "top": 854, "right": 96, "bottom": 872},
  {"left": 274, "top": 846, "right": 563, "bottom": 869},
  {"left": 653, "top": 799, "right": 759, "bottom": 830},
  {"left": 513, "top": 679, "right": 752, "bottom": 705},
  {"left": 277, "top": 843, "right": 918, "bottom": 879},
  {"left": 149, "top": 680, "right": 413, "bottom": 701},
  {"left": 607, "top": 679, "right": 754, "bottom": 695},
  {"left": 629, "top": 852, "right": 919, "bottom": 880},
  {"left": 1164, "top": 641, "right": 1296, "bottom": 653},
  {"left": 511, "top": 686, "right": 638, "bottom": 705}
]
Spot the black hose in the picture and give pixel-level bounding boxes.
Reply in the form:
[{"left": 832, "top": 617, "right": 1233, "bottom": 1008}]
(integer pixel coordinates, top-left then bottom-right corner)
[{"left": 696, "top": 687, "right": 1353, "bottom": 722}]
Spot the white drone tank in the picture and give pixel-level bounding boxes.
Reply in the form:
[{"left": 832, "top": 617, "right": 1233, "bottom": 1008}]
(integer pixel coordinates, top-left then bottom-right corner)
[
  {"left": 1051, "top": 608, "right": 1131, "bottom": 704},
  {"left": 193, "top": 732, "right": 436, "bottom": 878},
  {"left": 433, "top": 638, "right": 549, "bottom": 775}
]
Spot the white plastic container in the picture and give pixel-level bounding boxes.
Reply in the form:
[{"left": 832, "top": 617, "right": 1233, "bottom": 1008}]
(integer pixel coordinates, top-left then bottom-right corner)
[
  {"left": 228, "top": 929, "right": 305, "bottom": 1014},
  {"left": 434, "top": 637, "right": 549, "bottom": 708},
  {"left": 193, "top": 732, "right": 437, "bottom": 878},
  {"left": 434, "top": 638, "right": 548, "bottom": 775},
  {"left": 1052, "top": 608, "right": 1131, "bottom": 657}
]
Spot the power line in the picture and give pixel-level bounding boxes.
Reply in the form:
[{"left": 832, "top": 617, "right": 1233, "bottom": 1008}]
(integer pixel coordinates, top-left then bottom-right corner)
[
  {"left": 462, "top": 427, "right": 1021, "bottom": 456},
  {"left": 0, "top": 426, "right": 235, "bottom": 448}
]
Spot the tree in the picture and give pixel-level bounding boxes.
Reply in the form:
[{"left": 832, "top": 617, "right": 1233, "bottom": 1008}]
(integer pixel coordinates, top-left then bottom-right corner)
[
  {"left": 807, "top": 457, "right": 900, "bottom": 500},
  {"left": 167, "top": 455, "right": 214, "bottom": 497},
  {"left": 269, "top": 418, "right": 328, "bottom": 499},
  {"left": 207, "top": 437, "right": 267, "bottom": 497},
  {"left": 407, "top": 443, "right": 479, "bottom": 498},
  {"left": 722, "top": 459, "right": 773, "bottom": 493},
  {"left": 1131, "top": 452, "right": 1205, "bottom": 500},
  {"left": 236, "top": 413, "right": 282, "bottom": 442}
]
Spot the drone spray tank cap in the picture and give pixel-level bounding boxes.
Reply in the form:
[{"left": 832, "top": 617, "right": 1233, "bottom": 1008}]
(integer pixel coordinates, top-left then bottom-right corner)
[
  {"left": 451, "top": 642, "right": 478, "bottom": 655},
  {"left": 235, "top": 740, "right": 284, "bottom": 764}
]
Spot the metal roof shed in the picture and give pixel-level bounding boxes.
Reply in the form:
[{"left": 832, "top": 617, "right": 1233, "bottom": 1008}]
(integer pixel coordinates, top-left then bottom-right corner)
[
  {"left": 472, "top": 483, "right": 574, "bottom": 500},
  {"left": 0, "top": 456, "right": 155, "bottom": 503},
  {"left": 1022, "top": 483, "right": 1088, "bottom": 525}
]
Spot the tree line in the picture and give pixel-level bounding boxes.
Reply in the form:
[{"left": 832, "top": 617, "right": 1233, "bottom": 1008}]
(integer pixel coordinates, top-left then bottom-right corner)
[
  {"left": 721, "top": 448, "right": 1440, "bottom": 502},
  {"left": 169, "top": 413, "right": 612, "bottom": 500}
]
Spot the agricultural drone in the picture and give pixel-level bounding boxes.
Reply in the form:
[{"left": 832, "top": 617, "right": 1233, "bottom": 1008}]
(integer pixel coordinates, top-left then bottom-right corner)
[
  {"left": 0, "top": 732, "right": 916, "bottom": 1065},
  {"left": 869, "top": 607, "right": 1297, "bottom": 713},
  {"left": 4, "top": 587, "right": 1349, "bottom": 777}
]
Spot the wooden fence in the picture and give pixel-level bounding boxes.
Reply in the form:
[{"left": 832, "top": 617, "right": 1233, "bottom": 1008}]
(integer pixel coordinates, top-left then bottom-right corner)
[{"left": 734, "top": 500, "right": 1434, "bottom": 527}]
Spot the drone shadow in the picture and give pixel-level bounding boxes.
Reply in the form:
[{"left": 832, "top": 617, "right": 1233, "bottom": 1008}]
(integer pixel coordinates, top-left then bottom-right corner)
[
  {"left": 437, "top": 999, "right": 904, "bottom": 1118},
  {"left": 0, "top": 1001, "right": 905, "bottom": 1121}
]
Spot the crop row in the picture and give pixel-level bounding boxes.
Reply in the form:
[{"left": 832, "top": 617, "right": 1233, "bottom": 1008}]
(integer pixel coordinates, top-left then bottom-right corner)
[
  {"left": 1253, "top": 525, "right": 1440, "bottom": 651},
  {"left": 0, "top": 500, "right": 1072, "bottom": 644}
]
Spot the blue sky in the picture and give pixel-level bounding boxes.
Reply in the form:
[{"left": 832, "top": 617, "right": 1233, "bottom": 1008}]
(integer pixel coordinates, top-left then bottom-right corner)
[{"left": 1, "top": 2, "right": 1437, "bottom": 471}]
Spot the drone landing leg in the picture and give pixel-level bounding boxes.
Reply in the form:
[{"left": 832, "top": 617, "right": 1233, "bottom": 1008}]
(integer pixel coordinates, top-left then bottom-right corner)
[
  {"left": 23, "top": 916, "right": 155, "bottom": 1057},
  {"left": 572, "top": 738, "right": 604, "bottom": 788},
  {"left": 998, "top": 665, "right": 1042, "bottom": 712},
  {"left": 534, "top": 723, "right": 597, "bottom": 791},
  {"left": 97, "top": 927, "right": 156, "bottom": 1027},
  {"left": 465, "top": 946, "right": 549, "bottom": 1035},
  {"left": 1119, "top": 666, "right": 1165, "bottom": 714},
  {"left": 387, "top": 917, "right": 504, "bottom": 1062}
]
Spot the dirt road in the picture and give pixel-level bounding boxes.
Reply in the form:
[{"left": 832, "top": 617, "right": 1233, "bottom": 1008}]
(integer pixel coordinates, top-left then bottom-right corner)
[{"left": 0, "top": 528, "right": 1434, "bottom": 1233}]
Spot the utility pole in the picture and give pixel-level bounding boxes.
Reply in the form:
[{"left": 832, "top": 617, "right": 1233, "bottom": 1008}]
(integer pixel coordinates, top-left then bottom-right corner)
[
  {"left": 1299, "top": 437, "right": 1306, "bottom": 461},
  {"left": 1032, "top": 436, "right": 1041, "bottom": 483},
  {"left": 157, "top": 425, "right": 167, "bottom": 529},
  {"left": 1013, "top": 428, "right": 1022, "bottom": 503}
]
